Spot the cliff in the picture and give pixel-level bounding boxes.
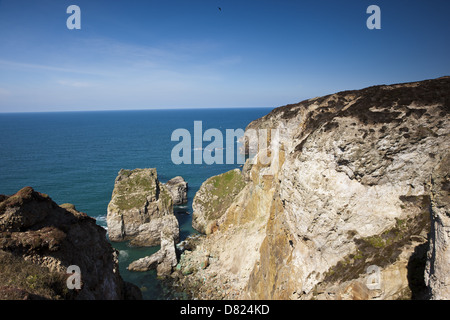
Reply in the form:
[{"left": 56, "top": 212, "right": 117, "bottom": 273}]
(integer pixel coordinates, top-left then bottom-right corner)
[
  {"left": 176, "top": 76, "right": 450, "bottom": 300},
  {"left": 0, "top": 187, "right": 141, "bottom": 300},
  {"left": 425, "top": 153, "right": 450, "bottom": 299}
]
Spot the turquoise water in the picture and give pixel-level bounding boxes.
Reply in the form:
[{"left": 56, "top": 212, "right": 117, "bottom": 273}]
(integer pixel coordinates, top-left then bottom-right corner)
[{"left": 0, "top": 107, "right": 272, "bottom": 299}]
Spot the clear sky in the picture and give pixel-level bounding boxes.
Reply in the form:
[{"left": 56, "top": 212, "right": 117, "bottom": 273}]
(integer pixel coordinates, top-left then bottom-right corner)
[{"left": 0, "top": 0, "right": 449, "bottom": 112}]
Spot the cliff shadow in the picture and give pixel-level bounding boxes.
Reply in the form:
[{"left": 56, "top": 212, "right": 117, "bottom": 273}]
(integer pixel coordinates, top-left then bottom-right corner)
[{"left": 407, "top": 242, "right": 430, "bottom": 300}]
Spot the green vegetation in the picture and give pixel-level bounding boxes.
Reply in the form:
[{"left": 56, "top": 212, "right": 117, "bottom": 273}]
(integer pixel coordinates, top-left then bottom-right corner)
[
  {"left": 0, "top": 250, "right": 70, "bottom": 300},
  {"left": 211, "top": 169, "right": 246, "bottom": 193},
  {"left": 322, "top": 195, "right": 431, "bottom": 287},
  {"left": 195, "top": 169, "right": 246, "bottom": 223},
  {"left": 113, "top": 169, "right": 158, "bottom": 211}
]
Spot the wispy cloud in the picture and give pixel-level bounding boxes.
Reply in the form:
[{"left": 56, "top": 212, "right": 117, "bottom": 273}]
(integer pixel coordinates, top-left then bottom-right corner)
[
  {"left": 0, "top": 35, "right": 246, "bottom": 111},
  {"left": 0, "top": 59, "right": 110, "bottom": 76},
  {"left": 57, "top": 80, "right": 94, "bottom": 88}
]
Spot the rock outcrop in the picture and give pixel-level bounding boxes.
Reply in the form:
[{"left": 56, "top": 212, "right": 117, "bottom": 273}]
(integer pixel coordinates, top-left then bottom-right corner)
[
  {"left": 192, "top": 169, "right": 246, "bottom": 234},
  {"left": 127, "top": 226, "right": 178, "bottom": 277},
  {"left": 175, "top": 76, "right": 450, "bottom": 300},
  {"left": 106, "top": 168, "right": 179, "bottom": 247},
  {"left": 425, "top": 153, "right": 450, "bottom": 299},
  {"left": 165, "top": 176, "right": 188, "bottom": 206},
  {"left": 0, "top": 187, "right": 141, "bottom": 300}
]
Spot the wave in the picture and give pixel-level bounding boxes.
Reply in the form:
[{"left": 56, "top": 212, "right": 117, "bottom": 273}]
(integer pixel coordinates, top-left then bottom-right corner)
[
  {"left": 94, "top": 215, "right": 108, "bottom": 230},
  {"left": 95, "top": 215, "right": 107, "bottom": 222}
]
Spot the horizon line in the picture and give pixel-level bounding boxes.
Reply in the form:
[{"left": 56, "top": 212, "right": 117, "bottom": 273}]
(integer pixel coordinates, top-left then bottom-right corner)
[{"left": 0, "top": 105, "right": 275, "bottom": 115}]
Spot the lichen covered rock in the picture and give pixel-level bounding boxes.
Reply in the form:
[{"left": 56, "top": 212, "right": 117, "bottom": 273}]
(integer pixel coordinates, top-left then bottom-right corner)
[
  {"left": 192, "top": 169, "right": 246, "bottom": 234},
  {"left": 107, "top": 168, "right": 179, "bottom": 247}
]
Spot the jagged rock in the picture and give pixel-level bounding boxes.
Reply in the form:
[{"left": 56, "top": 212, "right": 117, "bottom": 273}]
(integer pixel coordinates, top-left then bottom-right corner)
[
  {"left": 106, "top": 168, "right": 179, "bottom": 247},
  {"left": 425, "top": 153, "right": 450, "bottom": 300},
  {"left": 0, "top": 187, "right": 142, "bottom": 300},
  {"left": 175, "top": 76, "right": 450, "bottom": 300},
  {"left": 192, "top": 169, "right": 245, "bottom": 234},
  {"left": 165, "top": 176, "right": 188, "bottom": 205},
  {"left": 176, "top": 233, "right": 203, "bottom": 254},
  {"left": 128, "top": 226, "right": 178, "bottom": 277}
]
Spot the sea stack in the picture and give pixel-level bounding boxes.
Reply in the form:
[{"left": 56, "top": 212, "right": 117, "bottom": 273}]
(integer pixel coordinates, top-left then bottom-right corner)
[{"left": 106, "top": 168, "right": 179, "bottom": 247}]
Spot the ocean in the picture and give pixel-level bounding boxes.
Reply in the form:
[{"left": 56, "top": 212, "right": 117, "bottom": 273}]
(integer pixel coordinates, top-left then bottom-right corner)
[{"left": 0, "top": 107, "right": 272, "bottom": 299}]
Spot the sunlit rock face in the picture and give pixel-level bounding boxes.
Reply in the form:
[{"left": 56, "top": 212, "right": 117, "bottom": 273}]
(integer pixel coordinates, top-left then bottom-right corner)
[
  {"left": 176, "top": 77, "right": 450, "bottom": 300},
  {"left": 107, "top": 168, "right": 179, "bottom": 247}
]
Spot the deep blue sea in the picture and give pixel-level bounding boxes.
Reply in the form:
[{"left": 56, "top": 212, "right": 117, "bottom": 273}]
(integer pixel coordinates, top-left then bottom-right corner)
[{"left": 0, "top": 107, "right": 272, "bottom": 299}]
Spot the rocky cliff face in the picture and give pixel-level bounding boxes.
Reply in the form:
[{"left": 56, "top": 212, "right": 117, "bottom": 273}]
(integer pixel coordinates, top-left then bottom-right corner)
[
  {"left": 0, "top": 187, "right": 141, "bottom": 300},
  {"left": 106, "top": 168, "right": 179, "bottom": 247},
  {"left": 177, "top": 76, "right": 450, "bottom": 300},
  {"left": 425, "top": 153, "right": 450, "bottom": 299},
  {"left": 165, "top": 176, "right": 188, "bottom": 206},
  {"left": 128, "top": 225, "right": 178, "bottom": 277}
]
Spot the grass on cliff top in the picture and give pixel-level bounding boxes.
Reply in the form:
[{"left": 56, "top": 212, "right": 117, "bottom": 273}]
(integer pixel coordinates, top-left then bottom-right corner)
[
  {"left": 113, "top": 171, "right": 158, "bottom": 211},
  {"left": 196, "top": 169, "right": 246, "bottom": 221},
  {"left": 0, "top": 250, "right": 70, "bottom": 300}
]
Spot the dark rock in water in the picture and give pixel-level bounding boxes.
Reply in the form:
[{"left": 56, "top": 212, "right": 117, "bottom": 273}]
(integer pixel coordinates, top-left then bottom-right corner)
[{"left": 0, "top": 187, "right": 142, "bottom": 300}]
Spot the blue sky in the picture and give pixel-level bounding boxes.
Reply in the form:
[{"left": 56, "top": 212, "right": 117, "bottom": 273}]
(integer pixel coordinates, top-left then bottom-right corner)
[{"left": 0, "top": 0, "right": 449, "bottom": 112}]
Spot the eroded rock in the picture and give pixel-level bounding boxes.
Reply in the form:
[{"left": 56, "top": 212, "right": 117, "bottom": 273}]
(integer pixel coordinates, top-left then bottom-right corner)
[
  {"left": 106, "top": 168, "right": 179, "bottom": 247},
  {"left": 128, "top": 226, "right": 178, "bottom": 277},
  {"left": 0, "top": 187, "right": 141, "bottom": 300},
  {"left": 425, "top": 153, "right": 450, "bottom": 300},
  {"left": 165, "top": 176, "right": 188, "bottom": 206}
]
